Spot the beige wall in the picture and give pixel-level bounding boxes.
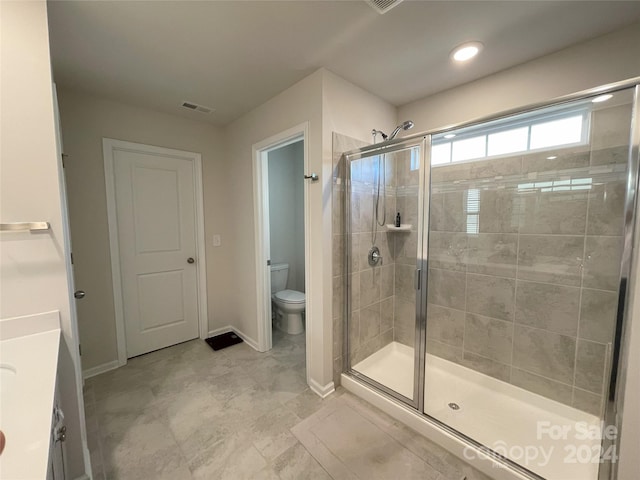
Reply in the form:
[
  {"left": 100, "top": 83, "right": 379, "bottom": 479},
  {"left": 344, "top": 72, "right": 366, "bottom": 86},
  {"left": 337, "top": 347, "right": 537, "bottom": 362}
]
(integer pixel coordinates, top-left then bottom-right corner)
[
  {"left": 57, "top": 89, "right": 229, "bottom": 371},
  {"left": 0, "top": 1, "right": 88, "bottom": 477},
  {"left": 221, "top": 68, "right": 396, "bottom": 392},
  {"left": 322, "top": 70, "right": 398, "bottom": 385},
  {"left": 322, "top": 70, "right": 398, "bottom": 145},
  {"left": 223, "top": 69, "right": 328, "bottom": 385},
  {"left": 57, "top": 66, "right": 391, "bottom": 394},
  {"left": 399, "top": 21, "right": 640, "bottom": 132}
]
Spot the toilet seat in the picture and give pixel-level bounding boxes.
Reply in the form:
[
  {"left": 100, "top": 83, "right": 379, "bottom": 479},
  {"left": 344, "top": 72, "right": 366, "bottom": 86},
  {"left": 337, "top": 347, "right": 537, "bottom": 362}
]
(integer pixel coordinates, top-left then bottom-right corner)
[{"left": 273, "top": 289, "right": 305, "bottom": 304}]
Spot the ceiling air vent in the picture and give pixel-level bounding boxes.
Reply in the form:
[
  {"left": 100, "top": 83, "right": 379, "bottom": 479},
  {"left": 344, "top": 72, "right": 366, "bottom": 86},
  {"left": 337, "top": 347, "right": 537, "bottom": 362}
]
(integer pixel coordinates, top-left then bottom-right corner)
[
  {"left": 367, "top": 0, "right": 404, "bottom": 14},
  {"left": 181, "top": 101, "right": 214, "bottom": 115}
]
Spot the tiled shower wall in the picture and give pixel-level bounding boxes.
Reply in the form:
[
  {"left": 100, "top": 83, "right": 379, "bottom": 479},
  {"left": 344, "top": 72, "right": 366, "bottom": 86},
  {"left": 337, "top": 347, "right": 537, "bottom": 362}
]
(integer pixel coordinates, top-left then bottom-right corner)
[
  {"left": 332, "top": 133, "right": 368, "bottom": 387},
  {"left": 390, "top": 154, "right": 420, "bottom": 350},
  {"left": 425, "top": 102, "right": 632, "bottom": 416}
]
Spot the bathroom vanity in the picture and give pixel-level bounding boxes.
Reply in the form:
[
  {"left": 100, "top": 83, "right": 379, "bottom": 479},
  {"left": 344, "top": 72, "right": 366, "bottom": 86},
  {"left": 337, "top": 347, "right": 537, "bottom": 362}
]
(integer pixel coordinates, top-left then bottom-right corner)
[{"left": 0, "top": 311, "right": 63, "bottom": 479}]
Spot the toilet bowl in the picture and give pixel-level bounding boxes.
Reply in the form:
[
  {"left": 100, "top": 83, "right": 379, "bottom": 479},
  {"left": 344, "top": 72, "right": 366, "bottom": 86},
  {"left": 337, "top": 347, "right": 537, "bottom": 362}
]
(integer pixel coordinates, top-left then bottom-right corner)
[
  {"left": 270, "top": 263, "right": 305, "bottom": 335},
  {"left": 272, "top": 290, "right": 305, "bottom": 335}
]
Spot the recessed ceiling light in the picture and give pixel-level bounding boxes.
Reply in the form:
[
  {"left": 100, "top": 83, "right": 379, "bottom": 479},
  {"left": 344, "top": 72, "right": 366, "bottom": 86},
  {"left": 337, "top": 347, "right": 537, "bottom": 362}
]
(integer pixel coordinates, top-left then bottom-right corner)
[
  {"left": 451, "top": 42, "right": 483, "bottom": 62},
  {"left": 444, "top": 133, "right": 456, "bottom": 139},
  {"left": 547, "top": 156, "right": 557, "bottom": 160},
  {"left": 592, "top": 94, "right": 613, "bottom": 103}
]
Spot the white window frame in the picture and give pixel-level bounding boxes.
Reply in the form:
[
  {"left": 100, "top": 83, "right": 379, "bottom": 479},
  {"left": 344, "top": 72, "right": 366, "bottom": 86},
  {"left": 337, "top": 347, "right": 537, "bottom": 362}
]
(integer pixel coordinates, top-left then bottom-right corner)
[{"left": 432, "top": 106, "right": 591, "bottom": 166}]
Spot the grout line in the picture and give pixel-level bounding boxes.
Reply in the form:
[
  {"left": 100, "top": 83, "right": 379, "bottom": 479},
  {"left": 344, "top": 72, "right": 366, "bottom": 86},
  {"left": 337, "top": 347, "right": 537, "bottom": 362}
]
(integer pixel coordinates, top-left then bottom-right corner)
[{"left": 511, "top": 365, "right": 577, "bottom": 391}]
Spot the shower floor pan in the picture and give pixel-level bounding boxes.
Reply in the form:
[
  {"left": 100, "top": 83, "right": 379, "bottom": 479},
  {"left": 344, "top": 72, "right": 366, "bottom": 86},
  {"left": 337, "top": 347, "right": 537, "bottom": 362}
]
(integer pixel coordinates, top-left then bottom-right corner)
[
  {"left": 353, "top": 342, "right": 601, "bottom": 480},
  {"left": 352, "top": 342, "right": 415, "bottom": 398}
]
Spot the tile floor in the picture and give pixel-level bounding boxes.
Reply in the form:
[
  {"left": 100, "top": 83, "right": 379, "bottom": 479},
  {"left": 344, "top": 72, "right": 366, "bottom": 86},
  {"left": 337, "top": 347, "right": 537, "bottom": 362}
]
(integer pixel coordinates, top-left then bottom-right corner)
[{"left": 84, "top": 330, "right": 491, "bottom": 479}]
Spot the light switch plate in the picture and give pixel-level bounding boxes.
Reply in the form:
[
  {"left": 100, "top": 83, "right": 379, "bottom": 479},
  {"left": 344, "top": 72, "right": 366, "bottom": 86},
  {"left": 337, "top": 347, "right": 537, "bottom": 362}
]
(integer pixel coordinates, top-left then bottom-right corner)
[{"left": 213, "top": 234, "right": 221, "bottom": 247}]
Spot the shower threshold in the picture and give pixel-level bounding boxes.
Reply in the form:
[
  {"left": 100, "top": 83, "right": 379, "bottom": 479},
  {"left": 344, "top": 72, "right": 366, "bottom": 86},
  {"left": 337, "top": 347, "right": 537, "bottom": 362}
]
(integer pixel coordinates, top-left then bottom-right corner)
[{"left": 351, "top": 341, "right": 602, "bottom": 480}]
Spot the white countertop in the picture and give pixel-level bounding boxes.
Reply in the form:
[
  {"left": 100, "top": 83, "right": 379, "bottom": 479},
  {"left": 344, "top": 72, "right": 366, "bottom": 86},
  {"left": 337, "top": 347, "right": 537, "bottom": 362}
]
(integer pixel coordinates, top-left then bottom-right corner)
[{"left": 0, "top": 311, "right": 61, "bottom": 480}]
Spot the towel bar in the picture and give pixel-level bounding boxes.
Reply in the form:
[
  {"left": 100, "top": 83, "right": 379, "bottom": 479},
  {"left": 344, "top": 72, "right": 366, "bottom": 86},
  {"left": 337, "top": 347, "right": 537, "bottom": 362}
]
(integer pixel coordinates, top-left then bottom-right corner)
[{"left": 0, "top": 222, "right": 50, "bottom": 232}]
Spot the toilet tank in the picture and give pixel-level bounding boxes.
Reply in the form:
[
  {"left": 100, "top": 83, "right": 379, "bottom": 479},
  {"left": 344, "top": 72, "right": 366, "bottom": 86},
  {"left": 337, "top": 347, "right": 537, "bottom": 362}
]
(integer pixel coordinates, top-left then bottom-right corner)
[{"left": 270, "top": 263, "right": 289, "bottom": 293}]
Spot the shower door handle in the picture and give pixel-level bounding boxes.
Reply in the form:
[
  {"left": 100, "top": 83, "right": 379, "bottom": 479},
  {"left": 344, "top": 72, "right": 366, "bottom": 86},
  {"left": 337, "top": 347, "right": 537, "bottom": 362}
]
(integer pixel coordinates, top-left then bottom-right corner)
[
  {"left": 304, "top": 173, "right": 319, "bottom": 181},
  {"left": 414, "top": 269, "right": 421, "bottom": 290}
]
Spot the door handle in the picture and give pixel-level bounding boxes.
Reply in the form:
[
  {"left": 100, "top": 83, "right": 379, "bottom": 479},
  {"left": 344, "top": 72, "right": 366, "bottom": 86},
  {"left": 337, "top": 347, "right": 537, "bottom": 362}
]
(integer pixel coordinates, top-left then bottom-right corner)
[
  {"left": 304, "top": 173, "right": 319, "bottom": 181},
  {"left": 74, "top": 290, "right": 85, "bottom": 299},
  {"left": 187, "top": 257, "right": 195, "bottom": 264}
]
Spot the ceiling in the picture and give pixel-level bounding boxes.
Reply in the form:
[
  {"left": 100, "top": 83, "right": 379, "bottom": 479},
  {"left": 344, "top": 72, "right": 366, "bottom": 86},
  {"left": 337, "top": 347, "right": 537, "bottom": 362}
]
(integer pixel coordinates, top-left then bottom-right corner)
[{"left": 47, "top": 1, "right": 640, "bottom": 126}]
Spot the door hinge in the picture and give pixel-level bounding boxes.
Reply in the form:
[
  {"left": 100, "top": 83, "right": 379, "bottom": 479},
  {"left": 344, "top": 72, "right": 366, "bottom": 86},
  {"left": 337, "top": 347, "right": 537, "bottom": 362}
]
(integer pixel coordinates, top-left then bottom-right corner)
[
  {"left": 55, "top": 425, "right": 67, "bottom": 443},
  {"left": 53, "top": 405, "right": 66, "bottom": 443},
  {"left": 415, "top": 268, "right": 421, "bottom": 290},
  {"left": 78, "top": 344, "right": 82, "bottom": 356},
  {"left": 70, "top": 252, "right": 74, "bottom": 265},
  {"left": 61, "top": 153, "right": 69, "bottom": 168}
]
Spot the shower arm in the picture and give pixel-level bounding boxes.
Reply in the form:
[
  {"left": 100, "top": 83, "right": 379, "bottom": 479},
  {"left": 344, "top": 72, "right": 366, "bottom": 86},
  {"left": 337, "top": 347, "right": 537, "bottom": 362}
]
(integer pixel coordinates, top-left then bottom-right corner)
[
  {"left": 388, "top": 126, "right": 403, "bottom": 141},
  {"left": 371, "top": 129, "right": 388, "bottom": 143}
]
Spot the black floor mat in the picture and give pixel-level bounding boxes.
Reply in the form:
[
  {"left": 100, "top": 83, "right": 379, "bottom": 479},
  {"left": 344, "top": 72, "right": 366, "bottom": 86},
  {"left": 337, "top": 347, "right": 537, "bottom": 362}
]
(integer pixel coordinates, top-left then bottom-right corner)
[{"left": 205, "top": 332, "right": 243, "bottom": 351}]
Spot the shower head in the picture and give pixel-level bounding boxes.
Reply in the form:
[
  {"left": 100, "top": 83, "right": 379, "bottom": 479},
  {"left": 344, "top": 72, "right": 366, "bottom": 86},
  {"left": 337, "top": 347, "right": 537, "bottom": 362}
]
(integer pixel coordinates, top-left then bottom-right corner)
[{"left": 388, "top": 120, "right": 414, "bottom": 140}]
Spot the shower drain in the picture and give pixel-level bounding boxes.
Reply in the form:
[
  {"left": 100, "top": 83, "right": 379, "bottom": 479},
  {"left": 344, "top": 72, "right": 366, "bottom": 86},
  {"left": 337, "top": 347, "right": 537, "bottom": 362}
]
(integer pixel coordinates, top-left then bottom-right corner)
[{"left": 448, "top": 402, "right": 460, "bottom": 410}]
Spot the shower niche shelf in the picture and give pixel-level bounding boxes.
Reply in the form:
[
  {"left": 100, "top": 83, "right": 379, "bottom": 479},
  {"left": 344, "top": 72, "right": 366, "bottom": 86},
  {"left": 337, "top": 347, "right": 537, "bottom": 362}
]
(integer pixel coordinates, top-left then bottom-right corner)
[{"left": 386, "top": 224, "right": 412, "bottom": 232}]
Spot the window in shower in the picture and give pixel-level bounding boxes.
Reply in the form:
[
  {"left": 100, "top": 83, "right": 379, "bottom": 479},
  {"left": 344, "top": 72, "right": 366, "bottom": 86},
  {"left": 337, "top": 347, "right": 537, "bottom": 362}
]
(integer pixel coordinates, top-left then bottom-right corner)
[
  {"left": 432, "top": 105, "right": 590, "bottom": 165},
  {"left": 423, "top": 87, "right": 635, "bottom": 480}
]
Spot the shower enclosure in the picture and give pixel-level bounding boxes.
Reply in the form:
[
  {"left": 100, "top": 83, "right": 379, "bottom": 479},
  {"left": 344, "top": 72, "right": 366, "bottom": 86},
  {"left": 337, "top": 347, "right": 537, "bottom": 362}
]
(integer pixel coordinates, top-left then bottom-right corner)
[{"left": 342, "top": 83, "right": 639, "bottom": 480}]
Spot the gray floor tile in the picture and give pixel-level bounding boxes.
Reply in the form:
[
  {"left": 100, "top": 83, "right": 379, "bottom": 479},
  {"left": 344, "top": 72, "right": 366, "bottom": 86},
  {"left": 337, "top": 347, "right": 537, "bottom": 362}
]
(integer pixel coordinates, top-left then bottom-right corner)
[
  {"left": 86, "top": 330, "right": 487, "bottom": 480},
  {"left": 272, "top": 442, "right": 333, "bottom": 480}
]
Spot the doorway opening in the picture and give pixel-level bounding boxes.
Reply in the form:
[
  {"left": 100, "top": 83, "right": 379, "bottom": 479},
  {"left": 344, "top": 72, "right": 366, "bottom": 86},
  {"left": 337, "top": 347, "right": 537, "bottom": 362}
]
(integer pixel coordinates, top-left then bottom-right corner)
[
  {"left": 267, "top": 140, "right": 306, "bottom": 337},
  {"left": 252, "top": 124, "right": 309, "bottom": 381}
]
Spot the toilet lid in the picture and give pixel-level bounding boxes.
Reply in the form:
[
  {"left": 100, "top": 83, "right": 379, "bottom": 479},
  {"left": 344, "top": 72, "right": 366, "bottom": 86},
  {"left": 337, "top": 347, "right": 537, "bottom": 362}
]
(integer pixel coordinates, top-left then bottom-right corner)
[{"left": 274, "top": 289, "right": 305, "bottom": 304}]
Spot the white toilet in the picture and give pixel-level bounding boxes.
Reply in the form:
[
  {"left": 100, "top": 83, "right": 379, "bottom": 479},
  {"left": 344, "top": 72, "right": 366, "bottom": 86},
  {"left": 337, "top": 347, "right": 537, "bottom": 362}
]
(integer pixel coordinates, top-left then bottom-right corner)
[{"left": 271, "top": 263, "right": 305, "bottom": 335}]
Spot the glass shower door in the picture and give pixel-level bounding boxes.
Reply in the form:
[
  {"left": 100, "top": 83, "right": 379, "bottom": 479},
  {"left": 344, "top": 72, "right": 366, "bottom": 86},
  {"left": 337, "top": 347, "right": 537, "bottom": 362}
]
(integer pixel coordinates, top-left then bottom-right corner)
[
  {"left": 422, "top": 88, "right": 636, "bottom": 480},
  {"left": 345, "top": 140, "right": 427, "bottom": 405}
]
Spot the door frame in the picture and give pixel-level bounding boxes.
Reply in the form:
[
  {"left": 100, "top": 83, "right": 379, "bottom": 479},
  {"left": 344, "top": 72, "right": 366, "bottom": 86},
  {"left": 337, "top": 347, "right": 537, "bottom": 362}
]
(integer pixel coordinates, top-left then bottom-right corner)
[
  {"left": 252, "top": 123, "right": 309, "bottom": 354},
  {"left": 53, "top": 83, "right": 92, "bottom": 478},
  {"left": 103, "top": 138, "right": 208, "bottom": 366}
]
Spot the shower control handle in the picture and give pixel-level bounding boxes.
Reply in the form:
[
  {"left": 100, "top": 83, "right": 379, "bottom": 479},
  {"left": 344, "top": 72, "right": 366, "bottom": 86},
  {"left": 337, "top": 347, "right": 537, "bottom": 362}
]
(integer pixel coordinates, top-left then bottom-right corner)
[
  {"left": 304, "top": 173, "right": 319, "bottom": 181},
  {"left": 368, "top": 246, "right": 382, "bottom": 266}
]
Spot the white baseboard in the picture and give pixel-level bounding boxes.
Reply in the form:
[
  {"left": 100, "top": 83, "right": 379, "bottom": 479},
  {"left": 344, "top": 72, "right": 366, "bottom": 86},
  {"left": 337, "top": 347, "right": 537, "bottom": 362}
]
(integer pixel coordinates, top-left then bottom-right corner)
[
  {"left": 232, "top": 328, "right": 260, "bottom": 351},
  {"left": 207, "top": 326, "right": 234, "bottom": 337},
  {"left": 207, "top": 325, "right": 260, "bottom": 352},
  {"left": 83, "top": 327, "right": 260, "bottom": 379},
  {"left": 309, "top": 378, "right": 335, "bottom": 398},
  {"left": 82, "top": 360, "right": 119, "bottom": 379}
]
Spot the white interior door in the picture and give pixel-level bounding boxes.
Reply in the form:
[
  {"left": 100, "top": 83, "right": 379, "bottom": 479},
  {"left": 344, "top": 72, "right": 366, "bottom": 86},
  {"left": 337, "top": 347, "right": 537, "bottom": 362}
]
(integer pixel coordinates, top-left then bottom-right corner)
[{"left": 113, "top": 146, "right": 199, "bottom": 357}]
